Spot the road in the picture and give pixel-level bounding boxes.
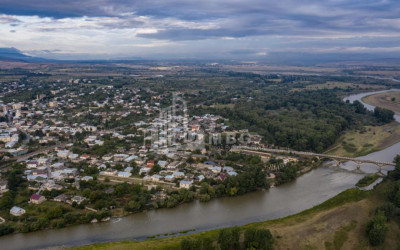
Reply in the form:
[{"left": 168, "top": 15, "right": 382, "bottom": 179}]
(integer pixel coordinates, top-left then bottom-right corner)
[{"left": 15, "top": 143, "right": 66, "bottom": 163}]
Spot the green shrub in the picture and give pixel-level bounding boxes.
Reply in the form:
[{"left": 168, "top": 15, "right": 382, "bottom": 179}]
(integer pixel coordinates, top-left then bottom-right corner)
[{"left": 366, "top": 211, "right": 388, "bottom": 246}]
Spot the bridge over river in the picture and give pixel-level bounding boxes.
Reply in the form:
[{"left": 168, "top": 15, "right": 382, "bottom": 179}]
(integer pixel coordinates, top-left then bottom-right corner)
[{"left": 231, "top": 146, "right": 396, "bottom": 173}]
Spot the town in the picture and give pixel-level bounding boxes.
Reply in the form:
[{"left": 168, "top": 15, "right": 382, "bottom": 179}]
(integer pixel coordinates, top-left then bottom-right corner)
[{"left": 0, "top": 77, "right": 310, "bottom": 234}]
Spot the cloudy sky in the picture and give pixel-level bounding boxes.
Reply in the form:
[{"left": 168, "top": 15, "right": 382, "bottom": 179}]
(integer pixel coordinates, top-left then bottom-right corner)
[{"left": 1, "top": 0, "right": 400, "bottom": 61}]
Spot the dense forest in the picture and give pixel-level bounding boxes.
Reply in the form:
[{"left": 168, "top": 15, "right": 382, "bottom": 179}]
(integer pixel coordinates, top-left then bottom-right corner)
[{"left": 194, "top": 88, "right": 391, "bottom": 152}]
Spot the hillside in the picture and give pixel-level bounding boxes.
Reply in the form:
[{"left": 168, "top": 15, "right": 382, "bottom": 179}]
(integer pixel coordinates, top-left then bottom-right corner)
[
  {"left": 73, "top": 180, "right": 400, "bottom": 250},
  {"left": 0, "top": 48, "right": 32, "bottom": 61}
]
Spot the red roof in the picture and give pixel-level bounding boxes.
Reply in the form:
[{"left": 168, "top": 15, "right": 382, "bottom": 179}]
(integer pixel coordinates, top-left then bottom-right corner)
[{"left": 30, "top": 194, "right": 43, "bottom": 200}]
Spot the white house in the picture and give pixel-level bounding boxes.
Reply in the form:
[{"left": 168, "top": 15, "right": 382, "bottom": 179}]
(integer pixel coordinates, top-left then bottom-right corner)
[
  {"left": 113, "top": 154, "right": 129, "bottom": 162},
  {"left": 5, "top": 141, "right": 17, "bottom": 148},
  {"left": 167, "top": 161, "right": 181, "bottom": 170},
  {"left": 151, "top": 174, "right": 162, "bottom": 182},
  {"left": 26, "top": 160, "right": 38, "bottom": 169},
  {"left": 118, "top": 171, "right": 132, "bottom": 178},
  {"left": 196, "top": 175, "right": 205, "bottom": 182},
  {"left": 57, "top": 150, "right": 70, "bottom": 158},
  {"left": 51, "top": 162, "right": 64, "bottom": 169},
  {"left": 172, "top": 171, "right": 185, "bottom": 178},
  {"left": 157, "top": 160, "right": 168, "bottom": 168},
  {"left": 0, "top": 180, "right": 8, "bottom": 193},
  {"left": 103, "top": 169, "right": 118, "bottom": 176},
  {"left": 81, "top": 176, "right": 94, "bottom": 181},
  {"left": 124, "top": 166, "right": 133, "bottom": 172},
  {"left": 68, "top": 153, "right": 79, "bottom": 160},
  {"left": 69, "top": 196, "right": 86, "bottom": 205},
  {"left": 139, "top": 167, "right": 151, "bottom": 175},
  {"left": 124, "top": 155, "right": 138, "bottom": 162},
  {"left": 179, "top": 180, "right": 193, "bottom": 189},
  {"left": 165, "top": 175, "right": 175, "bottom": 182},
  {"left": 10, "top": 206, "right": 26, "bottom": 216},
  {"left": 102, "top": 154, "right": 113, "bottom": 161},
  {"left": 37, "top": 158, "right": 50, "bottom": 166}
]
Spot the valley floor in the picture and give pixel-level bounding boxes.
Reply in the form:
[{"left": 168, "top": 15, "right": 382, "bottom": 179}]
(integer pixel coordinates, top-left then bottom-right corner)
[{"left": 325, "top": 121, "right": 400, "bottom": 157}]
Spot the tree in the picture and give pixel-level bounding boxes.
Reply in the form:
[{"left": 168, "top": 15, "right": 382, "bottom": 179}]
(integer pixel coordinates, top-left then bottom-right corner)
[
  {"left": 244, "top": 228, "right": 273, "bottom": 250},
  {"left": 244, "top": 228, "right": 256, "bottom": 249},
  {"left": 254, "top": 229, "right": 273, "bottom": 249},
  {"left": 231, "top": 226, "right": 240, "bottom": 249},
  {"left": 199, "top": 182, "right": 210, "bottom": 194},
  {"left": 46, "top": 205, "right": 64, "bottom": 220},
  {"left": 0, "top": 192, "right": 14, "bottom": 210},
  {"left": 375, "top": 202, "right": 395, "bottom": 221},
  {"left": 125, "top": 200, "right": 141, "bottom": 212},
  {"left": 374, "top": 107, "right": 394, "bottom": 123},
  {"left": 181, "top": 238, "right": 194, "bottom": 250},
  {"left": 366, "top": 211, "right": 388, "bottom": 246},
  {"left": 149, "top": 164, "right": 161, "bottom": 175},
  {"left": 218, "top": 228, "right": 233, "bottom": 250},
  {"left": 353, "top": 100, "right": 367, "bottom": 114},
  {"left": 0, "top": 224, "right": 14, "bottom": 236}
]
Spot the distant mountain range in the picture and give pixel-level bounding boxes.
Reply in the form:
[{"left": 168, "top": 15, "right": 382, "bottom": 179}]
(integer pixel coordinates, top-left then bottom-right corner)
[
  {"left": 2, "top": 47, "right": 400, "bottom": 66},
  {"left": 0, "top": 47, "right": 34, "bottom": 61}
]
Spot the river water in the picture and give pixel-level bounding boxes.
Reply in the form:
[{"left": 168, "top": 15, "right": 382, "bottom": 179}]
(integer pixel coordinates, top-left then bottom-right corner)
[{"left": 1, "top": 90, "right": 399, "bottom": 250}]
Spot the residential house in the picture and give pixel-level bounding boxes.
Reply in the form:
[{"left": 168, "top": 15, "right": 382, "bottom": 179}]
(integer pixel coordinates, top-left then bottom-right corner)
[
  {"left": 179, "top": 180, "right": 193, "bottom": 189},
  {"left": 113, "top": 154, "right": 129, "bottom": 162},
  {"left": 167, "top": 161, "right": 181, "bottom": 170},
  {"left": 164, "top": 175, "right": 175, "bottom": 182},
  {"left": 10, "top": 206, "right": 26, "bottom": 216},
  {"left": 102, "top": 154, "right": 113, "bottom": 161},
  {"left": 57, "top": 150, "right": 70, "bottom": 158},
  {"left": 69, "top": 196, "right": 86, "bottom": 205},
  {"left": 103, "top": 169, "right": 118, "bottom": 176},
  {"left": 81, "top": 176, "right": 94, "bottom": 181},
  {"left": 151, "top": 174, "right": 162, "bottom": 182},
  {"left": 139, "top": 167, "right": 150, "bottom": 175},
  {"left": 157, "top": 160, "right": 168, "bottom": 168},
  {"left": 172, "top": 171, "right": 185, "bottom": 178},
  {"left": 30, "top": 194, "right": 46, "bottom": 204},
  {"left": 196, "top": 175, "right": 205, "bottom": 182},
  {"left": 118, "top": 171, "right": 132, "bottom": 178},
  {"left": 228, "top": 171, "right": 238, "bottom": 176},
  {"left": 124, "top": 155, "right": 138, "bottom": 162},
  {"left": 223, "top": 166, "right": 234, "bottom": 172},
  {"left": 53, "top": 194, "right": 68, "bottom": 203},
  {"left": 26, "top": 160, "right": 38, "bottom": 169},
  {"left": 0, "top": 180, "right": 8, "bottom": 193}
]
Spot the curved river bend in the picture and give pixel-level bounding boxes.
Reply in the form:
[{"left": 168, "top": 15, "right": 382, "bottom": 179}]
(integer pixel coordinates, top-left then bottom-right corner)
[{"left": 1, "top": 90, "right": 400, "bottom": 250}]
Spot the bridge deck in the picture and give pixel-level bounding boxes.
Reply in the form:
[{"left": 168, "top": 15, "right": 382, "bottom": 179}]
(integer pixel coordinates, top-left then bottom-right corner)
[{"left": 232, "top": 146, "right": 396, "bottom": 166}]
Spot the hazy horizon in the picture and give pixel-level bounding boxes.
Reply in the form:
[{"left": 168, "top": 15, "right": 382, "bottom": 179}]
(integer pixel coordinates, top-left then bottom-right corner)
[{"left": 1, "top": 1, "right": 400, "bottom": 61}]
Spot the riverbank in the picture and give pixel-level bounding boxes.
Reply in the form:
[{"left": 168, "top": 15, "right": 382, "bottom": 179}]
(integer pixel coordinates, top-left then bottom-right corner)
[
  {"left": 1, "top": 89, "right": 397, "bottom": 250},
  {"left": 324, "top": 121, "right": 400, "bottom": 157},
  {"left": 73, "top": 180, "right": 400, "bottom": 250},
  {"left": 362, "top": 91, "right": 400, "bottom": 114}
]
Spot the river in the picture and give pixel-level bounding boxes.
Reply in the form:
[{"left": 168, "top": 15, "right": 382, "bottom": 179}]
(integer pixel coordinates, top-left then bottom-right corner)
[{"left": 1, "top": 90, "right": 399, "bottom": 250}]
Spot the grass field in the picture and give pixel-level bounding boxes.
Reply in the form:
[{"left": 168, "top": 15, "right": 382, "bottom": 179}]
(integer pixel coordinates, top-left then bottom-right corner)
[
  {"left": 363, "top": 91, "right": 400, "bottom": 114},
  {"left": 305, "top": 82, "right": 385, "bottom": 91},
  {"left": 325, "top": 121, "right": 400, "bottom": 157},
  {"left": 72, "top": 183, "right": 400, "bottom": 250}
]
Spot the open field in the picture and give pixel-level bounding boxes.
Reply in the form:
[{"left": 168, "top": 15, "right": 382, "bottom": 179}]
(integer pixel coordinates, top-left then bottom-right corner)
[
  {"left": 325, "top": 121, "right": 400, "bottom": 157},
  {"left": 363, "top": 91, "right": 400, "bottom": 114},
  {"left": 304, "top": 81, "right": 385, "bottom": 90},
  {"left": 73, "top": 184, "right": 400, "bottom": 250}
]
